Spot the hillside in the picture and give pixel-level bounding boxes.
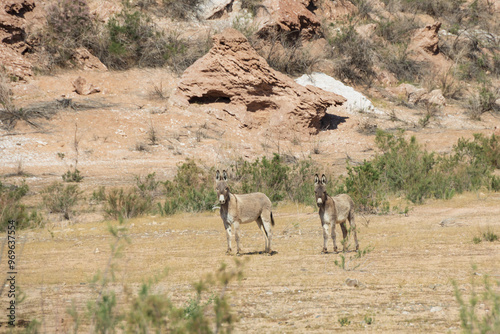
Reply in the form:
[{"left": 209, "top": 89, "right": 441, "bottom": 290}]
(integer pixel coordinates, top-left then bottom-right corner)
[{"left": 1, "top": 0, "right": 500, "bottom": 332}]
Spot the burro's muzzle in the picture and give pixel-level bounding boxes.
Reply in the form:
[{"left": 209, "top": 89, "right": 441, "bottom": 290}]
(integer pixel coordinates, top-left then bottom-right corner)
[
  {"left": 219, "top": 194, "right": 226, "bottom": 204},
  {"left": 316, "top": 197, "right": 323, "bottom": 206}
]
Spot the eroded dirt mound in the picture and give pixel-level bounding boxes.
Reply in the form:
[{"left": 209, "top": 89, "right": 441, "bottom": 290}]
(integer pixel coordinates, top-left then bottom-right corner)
[{"left": 171, "top": 28, "right": 345, "bottom": 135}]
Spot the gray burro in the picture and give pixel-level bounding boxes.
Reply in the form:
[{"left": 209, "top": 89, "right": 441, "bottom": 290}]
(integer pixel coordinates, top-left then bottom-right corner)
[
  {"left": 314, "top": 174, "right": 359, "bottom": 253},
  {"left": 215, "top": 170, "right": 275, "bottom": 255}
]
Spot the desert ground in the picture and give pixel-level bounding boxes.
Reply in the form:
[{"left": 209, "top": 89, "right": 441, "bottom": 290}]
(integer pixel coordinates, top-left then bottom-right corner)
[
  {"left": 1, "top": 69, "right": 500, "bottom": 333},
  {"left": 1, "top": 192, "right": 499, "bottom": 332}
]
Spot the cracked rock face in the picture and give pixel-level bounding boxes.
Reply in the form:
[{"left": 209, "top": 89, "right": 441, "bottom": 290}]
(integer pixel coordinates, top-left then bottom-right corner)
[
  {"left": 171, "top": 28, "right": 345, "bottom": 135},
  {"left": 0, "top": 0, "right": 36, "bottom": 80}
]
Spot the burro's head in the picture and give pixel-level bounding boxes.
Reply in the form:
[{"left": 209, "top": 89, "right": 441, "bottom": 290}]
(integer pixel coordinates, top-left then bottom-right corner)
[
  {"left": 314, "top": 174, "right": 327, "bottom": 207},
  {"left": 215, "top": 170, "right": 229, "bottom": 205}
]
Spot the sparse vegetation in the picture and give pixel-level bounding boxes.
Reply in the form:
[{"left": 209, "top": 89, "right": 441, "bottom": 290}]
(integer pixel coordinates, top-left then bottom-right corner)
[
  {"left": 42, "top": 182, "right": 82, "bottom": 220},
  {"left": 0, "top": 181, "right": 43, "bottom": 230},
  {"left": 336, "top": 131, "right": 500, "bottom": 213},
  {"left": 257, "top": 29, "right": 320, "bottom": 76},
  {"left": 65, "top": 218, "right": 243, "bottom": 332},
  {"left": 473, "top": 227, "right": 499, "bottom": 244},
  {"left": 338, "top": 316, "right": 351, "bottom": 327},
  {"left": 62, "top": 169, "right": 84, "bottom": 183},
  {"left": 325, "top": 23, "right": 375, "bottom": 85},
  {"left": 333, "top": 245, "right": 374, "bottom": 271},
  {"left": 105, "top": 187, "right": 153, "bottom": 219},
  {"left": 159, "top": 160, "right": 216, "bottom": 215},
  {"left": 454, "top": 268, "right": 500, "bottom": 333}
]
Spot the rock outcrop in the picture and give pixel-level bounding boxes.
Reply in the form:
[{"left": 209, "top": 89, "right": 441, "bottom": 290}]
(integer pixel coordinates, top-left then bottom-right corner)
[
  {"left": 408, "top": 22, "right": 451, "bottom": 71},
  {"left": 296, "top": 72, "right": 382, "bottom": 115},
  {"left": 256, "top": 0, "right": 323, "bottom": 40},
  {"left": 0, "top": 0, "right": 36, "bottom": 80},
  {"left": 72, "top": 48, "right": 108, "bottom": 71},
  {"left": 171, "top": 28, "right": 345, "bottom": 134},
  {"left": 390, "top": 83, "right": 446, "bottom": 107},
  {"left": 409, "top": 22, "right": 441, "bottom": 56}
]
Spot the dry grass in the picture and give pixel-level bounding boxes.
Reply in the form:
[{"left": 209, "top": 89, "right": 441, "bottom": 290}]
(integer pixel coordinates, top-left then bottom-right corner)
[{"left": 3, "top": 193, "right": 500, "bottom": 331}]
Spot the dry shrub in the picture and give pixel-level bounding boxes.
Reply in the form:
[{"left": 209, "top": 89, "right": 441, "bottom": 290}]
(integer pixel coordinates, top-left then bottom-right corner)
[
  {"left": 161, "top": 0, "right": 200, "bottom": 20},
  {"left": 381, "top": 43, "right": 426, "bottom": 83},
  {"left": 326, "top": 24, "right": 375, "bottom": 85},
  {"left": 255, "top": 28, "right": 321, "bottom": 76}
]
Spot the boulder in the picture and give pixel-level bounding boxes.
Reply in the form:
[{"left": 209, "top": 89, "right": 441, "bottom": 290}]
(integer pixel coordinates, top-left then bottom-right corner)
[
  {"left": 0, "top": 44, "right": 32, "bottom": 80},
  {"left": 72, "top": 76, "right": 101, "bottom": 95},
  {"left": 311, "top": 0, "right": 356, "bottom": 21},
  {"left": 256, "top": 0, "right": 323, "bottom": 40},
  {"left": 408, "top": 21, "right": 451, "bottom": 71},
  {"left": 171, "top": 28, "right": 345, "bottom": 134},
  {"left": 199, "top": 0, "right": 233, "bottom": 20},
  {"left": 389, "top": 83, "right": 446, "bottom": 107},
  {"left": 409, "top": 22, "right": 441, "bottom": 55},
  {"left": 72, "top": 48, "right": 108, "bottom": 71},
  {"left": 296, "top": 72, "right": 382, "bottom": 115}
]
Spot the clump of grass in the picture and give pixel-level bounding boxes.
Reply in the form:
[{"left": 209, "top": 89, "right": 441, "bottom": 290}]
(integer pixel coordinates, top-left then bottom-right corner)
[
  {"left": 62, "top": 169, "right": 84, "bottom": 182},
  {"left": 91, "top": 186, "right": 106, "bottom": 203},
  {"left": 474, "top": 227, "right": 499, "bottom": 244},
  {"left": 338, "top": 316, "right": 351, "bottom": 327},
  {"left": 42, "top": 182, "right": 82, "bottom": 220}
]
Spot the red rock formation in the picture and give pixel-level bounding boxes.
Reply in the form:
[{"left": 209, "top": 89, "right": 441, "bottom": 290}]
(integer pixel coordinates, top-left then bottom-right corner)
[
  {"left": 171, "top": 28, "right": 345, "bottom": 134},
  {"left": 257, "top": 0, "right": 323, "bottom": 40},
  {"left": 0, "top": 0, "right": 36, "bottom": 80}
]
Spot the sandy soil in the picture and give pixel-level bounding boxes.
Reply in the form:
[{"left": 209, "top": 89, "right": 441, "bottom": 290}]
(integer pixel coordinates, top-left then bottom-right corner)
[{"left": 1, "top": 194, "right": 499, "bottom": 332}]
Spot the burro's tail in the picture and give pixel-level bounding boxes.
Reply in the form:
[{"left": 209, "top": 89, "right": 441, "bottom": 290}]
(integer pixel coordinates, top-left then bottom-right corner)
[{"left": 271, "top": 212, "right": 275, "bottom": 226}]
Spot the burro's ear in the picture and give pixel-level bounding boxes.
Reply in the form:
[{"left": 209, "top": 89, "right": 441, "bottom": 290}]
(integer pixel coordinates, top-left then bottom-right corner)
[
  {"left": 223, "top": 170, "right": 228, "bottom": 181},
  {"left": 321, "top": 174, "right": 327, "bottom": 185},
  {"left": 314, "top": 174, "right": 319, "bottom": 185},
  {"left": 216, "top": 170, "right": 220, "bottom": 181}
]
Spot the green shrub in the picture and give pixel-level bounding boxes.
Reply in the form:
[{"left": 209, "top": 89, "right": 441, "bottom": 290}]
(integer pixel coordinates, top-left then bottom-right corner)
[
  {"left": 160, "top": 160, "right": 216, "bottom": 215},
  {"left": 91, "top": 186, "right": 107, "bottom": 202},
  {"left": 105, "top": 188, "right": 153, "bottom": 219},
  {"left": 337, "top": 130, "right": 500, "bottom": 212},
  {"left": 234, "top": 154, "right": 290, "bottom": 202},
  {"left": 338, "top": 316, "right": 351, "bottom": 327},
  {"left": 241, "top": 0, "right": 264, "bottom": 16},
  {"left": 0, "top": 181, "right": 43, "bottom": 230},
  {"left": 62, "top": 169, "right": 83, "bottom": 182},
  {"left": 454, "top": 270, "right": 500, "bottom": 333},
  {"left": 42, "top": 182, "right": 82, "bottom": 220}
]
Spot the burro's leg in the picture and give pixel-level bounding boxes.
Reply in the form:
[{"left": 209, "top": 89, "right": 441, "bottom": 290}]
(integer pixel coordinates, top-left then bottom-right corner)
[
  {"left": 331, "top": 222, "right": 339, "bottom": 253},
  {"left": 349, "top": 211, "right": 359, "bottom": 251},
  {"left": 261, "top": 210, "right": 273, "bottom": 254},
  {"left": 340, "top": 222, "right": 348, "bottom": 252},
  {"left": 234, "top": 221, "right": 242, "bottom": 255},
  {"left": 224, "top": 221, "right": 233, "bottom": 255},
  {"left": 322, "top": 223, "right": 329, "bottom": 253}
]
